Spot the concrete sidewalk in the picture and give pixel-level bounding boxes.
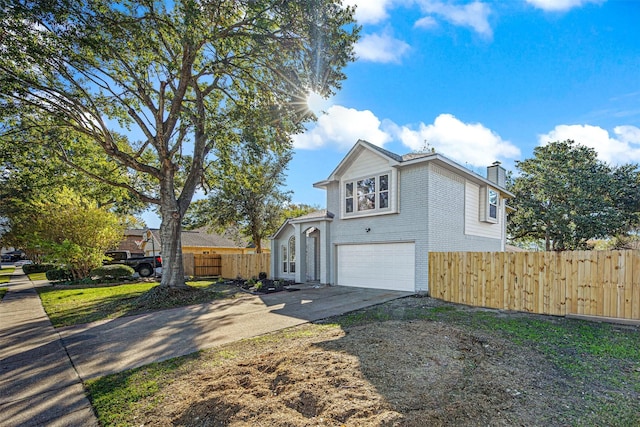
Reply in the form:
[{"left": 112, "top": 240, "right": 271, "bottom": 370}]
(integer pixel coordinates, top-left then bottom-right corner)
[
  {"left": 1, "top": 269, "right": 410, "bottom": 425},
  {"left": 0, "top": 268, "right": 98, "bottom": 427}
]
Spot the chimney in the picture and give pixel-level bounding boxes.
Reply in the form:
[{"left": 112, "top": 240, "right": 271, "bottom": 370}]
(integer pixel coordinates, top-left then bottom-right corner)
[{"left": 487, "top": 161, "right": 506, "bottom": 188}]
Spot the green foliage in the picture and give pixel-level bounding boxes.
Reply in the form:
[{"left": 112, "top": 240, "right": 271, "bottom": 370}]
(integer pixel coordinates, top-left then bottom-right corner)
[
  {"left": 22, "top": 264, "right": 56, "bottom": 275},
  {"left": 45, "top": 268, "right": 74, "bottom": 283},
  {"left": 282, "top": 203, "right": 321, "bottom": 221},
  {"left": 91, "top": 264, "right": 135, "bottom": 281},
  {"left": 190, "top": 139, "right": 293, "bottom": 253},
  {"left": 508, "top": 140, "right": 640, "bottom": 250},
  {"left": 0, "top": 0, "right": 359, "bottom": 288},
  {"left": 0, "top": 288, "right": 6, "bottom": 300},
  {"left": 10, "top": 187, "right": 124, "bottom": 280}
]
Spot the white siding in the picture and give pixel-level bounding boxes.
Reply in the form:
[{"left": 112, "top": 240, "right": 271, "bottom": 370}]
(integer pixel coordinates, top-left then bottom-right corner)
[
  {"left": 342, "top": 149, "right": 389, "bottom": 180},
  {"left": 464, "top": 181, "right": 502, "bottom": 239},
  {"left": 339, "top": 150, "right": 399, "bottom": 218}
]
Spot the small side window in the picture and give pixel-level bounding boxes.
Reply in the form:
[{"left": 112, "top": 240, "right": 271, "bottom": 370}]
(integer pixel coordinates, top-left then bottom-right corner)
[
  {"left": 345, "top": 182, "right": 354, "bottom": 213},
  {"left": 282, "top": 245, "right": 287, "bottom": 273},
  {"left": 288, "top": 236, "right": 296, "bottom": 273},
  {"left": 488, "top": 189, "right": 498, "bottom": 220},
  {"left": 379, "top": 174, "right": 389, "bottom": 208}
]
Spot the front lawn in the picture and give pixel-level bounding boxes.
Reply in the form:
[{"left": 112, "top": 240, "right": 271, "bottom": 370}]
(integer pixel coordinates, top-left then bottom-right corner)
[
  {"left": 86, "top": 297, "right": 640, "bottom": 427},
  {"left": 37, "top": 280, "right": 244, "bottom": 328},
  {"left": 0, "top": 267, "right": 15, "bottom": 284},
  {"left": 27, "top": 272, "right": 48, "bottom": 281}
]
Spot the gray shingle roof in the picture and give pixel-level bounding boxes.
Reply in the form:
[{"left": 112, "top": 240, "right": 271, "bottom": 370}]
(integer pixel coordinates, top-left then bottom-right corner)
[{"left": 148, "top": 228, "right": 246, "bottom": 248}]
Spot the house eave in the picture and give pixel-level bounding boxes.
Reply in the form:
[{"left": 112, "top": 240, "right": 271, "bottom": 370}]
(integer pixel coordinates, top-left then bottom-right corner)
[
  {"left": 400, "top": 154, "right": 515, "bottom": 198},
  {"left": 325, "top": 139, "right": 401, "bottom": 182},
  {"left": 313, "top": 180, "right": 332, "bottom": 189}
]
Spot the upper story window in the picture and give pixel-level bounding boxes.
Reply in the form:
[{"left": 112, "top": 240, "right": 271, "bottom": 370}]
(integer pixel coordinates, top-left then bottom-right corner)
[
  {"left": 488, "top": 189, "right": 498, "bottom": 220},
  {"left": 480, "top": 186, "right": 499, "bottom": 223},
  {"left": 344, "top": 173, "right": 391, "bottom": 216}
]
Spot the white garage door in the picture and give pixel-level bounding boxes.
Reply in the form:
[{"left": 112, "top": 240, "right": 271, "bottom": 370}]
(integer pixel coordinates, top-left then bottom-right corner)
[{"left": 337, "top": 243, "right": 415, "bottom": 292}]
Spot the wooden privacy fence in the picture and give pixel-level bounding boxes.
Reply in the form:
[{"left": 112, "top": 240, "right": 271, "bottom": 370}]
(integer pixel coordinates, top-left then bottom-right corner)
[
  {"left": 429, "top": 250, "right": 640, "bottom": 321},
  {"left": 183, "top": 253, "right": 270, "bottom": 279}
]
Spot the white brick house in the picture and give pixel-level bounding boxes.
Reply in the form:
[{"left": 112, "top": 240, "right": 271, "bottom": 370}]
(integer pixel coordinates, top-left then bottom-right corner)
[{"left": 270, "top": 139, "right": 513, "bottom": 293}]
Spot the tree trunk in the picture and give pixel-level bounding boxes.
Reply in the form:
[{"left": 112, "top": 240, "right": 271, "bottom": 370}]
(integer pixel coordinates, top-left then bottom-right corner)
[
  {"left": 157, "top": 171, "right": 188, "bottom": 288},
  {"left": 255, "top": 234, "right": 262, "bottom": 254},
  {"left": 158, "top": 207, "right": 187, "bottom": 288}
]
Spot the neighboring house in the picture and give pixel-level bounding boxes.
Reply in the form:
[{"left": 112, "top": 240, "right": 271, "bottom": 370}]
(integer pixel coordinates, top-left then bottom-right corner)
[
  {"left": 114, "top": 229, "right": 146, "bottom": 256},
  {"left": 271, "top": 139, "right": 513, "bottom": 293},
  {"left": 142, "top": 227, "right": 269, "bottom": 256}
]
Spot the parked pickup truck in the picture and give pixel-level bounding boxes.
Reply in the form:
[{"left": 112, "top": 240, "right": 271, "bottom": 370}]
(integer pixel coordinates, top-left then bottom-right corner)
[{"left": 104, "top": 250, "right": 162, "bottom": 277}]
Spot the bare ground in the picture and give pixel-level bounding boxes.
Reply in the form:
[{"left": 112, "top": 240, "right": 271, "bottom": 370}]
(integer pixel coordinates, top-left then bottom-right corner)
[{"left": 96, "top": 297, "right": 639, "bottom": 426}]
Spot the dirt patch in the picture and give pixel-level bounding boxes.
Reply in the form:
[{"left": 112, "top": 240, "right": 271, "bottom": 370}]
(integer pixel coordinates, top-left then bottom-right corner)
[{"left": 108, "top": 306, "right": 634, "bottom": 426}]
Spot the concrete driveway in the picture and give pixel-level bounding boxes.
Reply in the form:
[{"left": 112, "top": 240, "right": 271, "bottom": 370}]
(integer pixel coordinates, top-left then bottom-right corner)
[{"left": 58, "top": 285, "right": 412, "bottom": 380}]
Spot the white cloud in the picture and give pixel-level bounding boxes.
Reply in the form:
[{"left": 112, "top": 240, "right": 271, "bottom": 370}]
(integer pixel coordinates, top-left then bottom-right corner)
[
  {"left": 354, "top": 30, "right": 411, "bottom": 63},
  {"left": 415, "top": 0, "right": 493, "bottom": 38},
  {"left": 525, "top": 0, "right": 604, "bottom": 12},
  {"left": 393, "top": 113, "right": 521, "bottom": 166},
  {"left": 414, "top": 16, "right": 438, "bottom": 29},
  {"left": 615, "top": 125, "right": 640, "bottom": 144},
  {"left": 342, "top": 0, "right": 394, "bottom": 24},
  {"left": 538, "top": 124, "right": 640, "bottom": 164},
  {"left": 293, "top": 105, "right": 392, "bottom": 150}
]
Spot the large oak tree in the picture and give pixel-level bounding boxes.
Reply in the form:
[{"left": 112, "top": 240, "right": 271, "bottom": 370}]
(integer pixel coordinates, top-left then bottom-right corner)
[
  {"left": 0, "top": 0, "right": 358, "bottom": 288},
  {"left": 508, "top": 140, "right": 640, "bottom": 251}
]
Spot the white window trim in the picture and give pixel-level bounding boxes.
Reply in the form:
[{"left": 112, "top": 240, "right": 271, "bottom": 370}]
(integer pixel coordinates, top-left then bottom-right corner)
[
  {"left": 281, "top": 244, "right": 288, "bottom": 273},
  {"left": 287, "top": 235, "right": 296, "bottom": 273},
  {"left": 480, "top": 186, "right": 499, "bottom": 224},
  {"left": 342, "top": 170, "right": 396, "bottom": 219}
]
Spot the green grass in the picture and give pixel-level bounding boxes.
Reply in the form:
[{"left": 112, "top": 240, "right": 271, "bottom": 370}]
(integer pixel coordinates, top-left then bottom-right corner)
[
  {"left": 86, "top": 356, "right": 194, "bottom": 427},
  {"left": 37, "top": 280, "right": 242, "bottom": 327},
  {"left": 27, "top": 272, "right": 48, "bottom": 281},
  {"left": 0, "top": 267, "right": 15, "bottom": 284}
]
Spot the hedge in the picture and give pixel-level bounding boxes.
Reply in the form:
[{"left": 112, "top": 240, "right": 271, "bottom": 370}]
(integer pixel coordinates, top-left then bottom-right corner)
[
  {"left": 23, "top": 263, "right": 56, "bottom": 275},
  {"left": 90, "top": 264, "right": 135, "bottom": 281},
  {"left": 46, "top": 268, "right": 74, "bottom": 282}
]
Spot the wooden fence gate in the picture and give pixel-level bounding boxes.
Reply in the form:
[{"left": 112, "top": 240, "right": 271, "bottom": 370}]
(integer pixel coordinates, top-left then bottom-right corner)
[
  {"left": 194, "top": 254, "right": 222, "bottom": 277},
  {"left": 183, "top": 253, "right": 270, "bottom": 279}
]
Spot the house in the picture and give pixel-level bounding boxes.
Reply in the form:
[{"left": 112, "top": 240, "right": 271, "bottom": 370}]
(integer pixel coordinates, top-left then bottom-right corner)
[
  {"left": 114, "top": 229, "right": 146, "bottom": 256},
  {"left": 142, "top": 228, "right": 269, "bottom": 256},
  {"left": 270, "top": 139, "right": 513, "bottom": 293}
]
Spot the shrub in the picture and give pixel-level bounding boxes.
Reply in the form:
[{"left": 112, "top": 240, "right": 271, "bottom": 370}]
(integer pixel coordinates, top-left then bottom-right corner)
[
  {"left": 46, "top": 268, "right": 74, "bottom": 282},
  {"left": 258, "top": 271, "right": 267, "bottom": 280},
  {"left": 23, "top": 263, "right": 56, "bottom": 275},
  {"left": 91, "top": 264, "right": 135, "bottom": 281}
]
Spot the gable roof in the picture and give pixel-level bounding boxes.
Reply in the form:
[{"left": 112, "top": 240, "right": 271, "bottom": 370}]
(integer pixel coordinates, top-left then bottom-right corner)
[
  {"left": 314, "top": 139, "right": 514, "bottom": 198},
  {"left": 316, "top": 140, "right": 401, "bottom": 185},
  {"left": 147, "top": 227, "right": 246, "bottom": 249},
  {"left": 270, "top": 210, "right": 335, "bottom": 240}
]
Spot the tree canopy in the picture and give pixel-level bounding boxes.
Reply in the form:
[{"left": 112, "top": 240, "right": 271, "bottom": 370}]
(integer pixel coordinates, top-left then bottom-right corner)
[
  {"left": 6, "top": 186, "right": 124, "bottom": 279},
  {"left": 0, "top": 0, "right": 359, "bottom": 287},
  {"left": 187, "top": 139, "right": 292, "bottom": 253},
  {"left": 507, "top": 140, "right": 640, "bottom": 251}
]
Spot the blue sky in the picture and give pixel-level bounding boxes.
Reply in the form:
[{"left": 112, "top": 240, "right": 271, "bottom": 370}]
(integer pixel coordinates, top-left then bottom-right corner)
[{"left": 144, "top": 0, "right": 640, "bottom": 227}]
